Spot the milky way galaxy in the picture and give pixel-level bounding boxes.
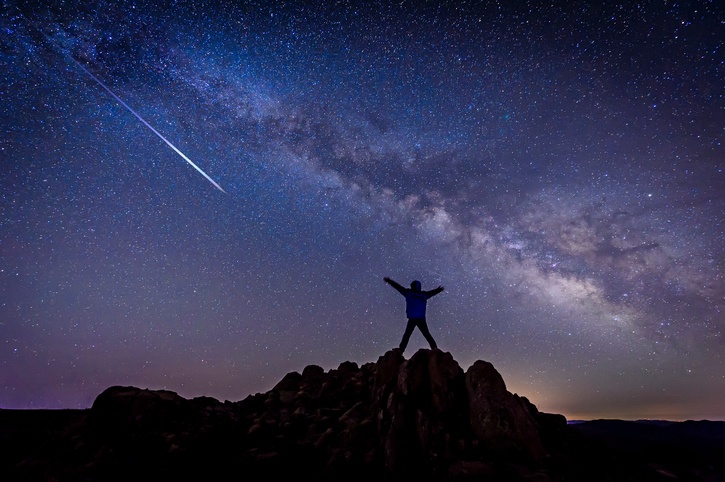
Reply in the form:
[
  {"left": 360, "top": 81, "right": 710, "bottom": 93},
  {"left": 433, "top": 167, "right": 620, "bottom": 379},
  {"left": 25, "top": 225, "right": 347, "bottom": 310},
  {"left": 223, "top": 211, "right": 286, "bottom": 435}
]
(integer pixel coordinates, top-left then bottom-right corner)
[{"left": 1, "top": 0, "right": 723, "bottom": 420}]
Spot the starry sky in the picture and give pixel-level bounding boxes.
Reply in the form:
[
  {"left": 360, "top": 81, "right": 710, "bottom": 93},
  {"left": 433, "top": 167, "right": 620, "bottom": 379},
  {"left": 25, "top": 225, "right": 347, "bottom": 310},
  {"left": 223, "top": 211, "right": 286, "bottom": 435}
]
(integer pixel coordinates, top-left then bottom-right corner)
[{"left": 1, "top": 0, "right": 723, "bottom": 420}]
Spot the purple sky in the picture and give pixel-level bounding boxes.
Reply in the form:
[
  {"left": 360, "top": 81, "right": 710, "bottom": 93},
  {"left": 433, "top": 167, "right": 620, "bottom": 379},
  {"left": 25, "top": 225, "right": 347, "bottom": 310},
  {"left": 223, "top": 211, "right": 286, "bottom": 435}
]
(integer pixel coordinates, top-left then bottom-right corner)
[{"left": 1, "top": 0, "right": 723, "bottom": 420}]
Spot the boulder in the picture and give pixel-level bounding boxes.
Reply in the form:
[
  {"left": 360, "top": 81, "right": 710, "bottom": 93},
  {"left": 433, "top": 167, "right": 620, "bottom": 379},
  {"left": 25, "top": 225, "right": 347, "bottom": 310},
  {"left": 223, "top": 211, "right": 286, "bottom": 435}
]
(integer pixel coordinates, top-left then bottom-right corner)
[
  {"left": 465, "top": 360, "right": 546, "bottom": 461},
  {"left": 90, "top": 386, "right": 189, "bottom": 433},
  {"left": 377, "top": 349, "right": 469, "bottom": 477},
  {"left": 273, "top": 371, "right": 302, "bottom": 405}
]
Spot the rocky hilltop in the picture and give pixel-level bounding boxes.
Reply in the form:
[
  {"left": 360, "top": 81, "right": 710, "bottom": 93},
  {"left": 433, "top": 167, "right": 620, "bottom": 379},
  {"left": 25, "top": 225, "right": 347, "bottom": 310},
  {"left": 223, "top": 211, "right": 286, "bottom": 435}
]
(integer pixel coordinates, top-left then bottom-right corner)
[{"left": 5, "top": 349, "right": 720, "bottom": 481}]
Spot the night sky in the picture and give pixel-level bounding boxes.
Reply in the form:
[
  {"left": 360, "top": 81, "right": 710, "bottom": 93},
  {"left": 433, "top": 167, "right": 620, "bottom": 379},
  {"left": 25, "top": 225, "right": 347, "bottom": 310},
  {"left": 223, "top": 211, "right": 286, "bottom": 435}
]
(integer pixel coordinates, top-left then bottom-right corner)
[{"left": 1, "top": 0, "right": 723, "bottom": 420}]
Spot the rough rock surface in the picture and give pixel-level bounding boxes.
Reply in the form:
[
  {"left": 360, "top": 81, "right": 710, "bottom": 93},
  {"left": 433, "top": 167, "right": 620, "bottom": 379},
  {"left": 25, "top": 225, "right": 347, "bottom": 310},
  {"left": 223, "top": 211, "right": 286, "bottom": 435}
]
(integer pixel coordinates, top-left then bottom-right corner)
[
  {"left": 466, "top": 360, "right": 545, "bottom": 461},
  {"left": 4, "top": 349, "right": 699, "bottom": 481}
]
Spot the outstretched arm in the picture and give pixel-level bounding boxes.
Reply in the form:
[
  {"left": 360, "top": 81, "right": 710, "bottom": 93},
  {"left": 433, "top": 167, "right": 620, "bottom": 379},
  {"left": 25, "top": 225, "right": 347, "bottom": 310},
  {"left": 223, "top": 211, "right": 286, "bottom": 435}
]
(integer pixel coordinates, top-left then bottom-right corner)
[
  {"left": 384, "top": 277, "right": 406, "bottom": 295},
  {"left": 425, "top": 286, "right": 445, "bottom": 298}
]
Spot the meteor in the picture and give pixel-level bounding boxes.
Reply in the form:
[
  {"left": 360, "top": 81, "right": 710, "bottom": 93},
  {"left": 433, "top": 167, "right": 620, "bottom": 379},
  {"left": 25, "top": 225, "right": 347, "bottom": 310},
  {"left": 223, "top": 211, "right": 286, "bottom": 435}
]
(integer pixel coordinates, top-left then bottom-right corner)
[{"left": 17, "top": 11, "right": 226, "bottom": 193}]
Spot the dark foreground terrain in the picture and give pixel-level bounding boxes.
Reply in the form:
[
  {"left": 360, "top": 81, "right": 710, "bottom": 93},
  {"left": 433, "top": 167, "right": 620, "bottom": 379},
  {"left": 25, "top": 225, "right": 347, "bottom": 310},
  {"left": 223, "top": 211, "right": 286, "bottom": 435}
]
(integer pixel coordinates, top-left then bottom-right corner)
[{"left": 2, "top": 349, "right": 724, "bottom": 481}]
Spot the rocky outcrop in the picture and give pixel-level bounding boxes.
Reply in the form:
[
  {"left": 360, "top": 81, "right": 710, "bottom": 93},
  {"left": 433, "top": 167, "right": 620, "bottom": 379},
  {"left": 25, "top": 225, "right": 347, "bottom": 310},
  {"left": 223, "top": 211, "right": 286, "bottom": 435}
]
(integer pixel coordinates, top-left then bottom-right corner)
[
  {"left": 379, "top": 349, "right": 469, "bottom": 477},
  {"left": 7, "top": 349, "right": 687, "bottom": 481},
  {"left": 466, "top": 360, "right": 545, "bottom": 461}
]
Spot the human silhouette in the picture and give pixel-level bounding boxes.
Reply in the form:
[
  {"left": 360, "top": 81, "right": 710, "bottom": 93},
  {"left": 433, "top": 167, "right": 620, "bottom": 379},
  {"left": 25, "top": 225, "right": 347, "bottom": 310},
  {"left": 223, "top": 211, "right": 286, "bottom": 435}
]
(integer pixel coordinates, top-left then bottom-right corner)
[{"left": 384, "top": 277, "right": 444, "bottom": 353}]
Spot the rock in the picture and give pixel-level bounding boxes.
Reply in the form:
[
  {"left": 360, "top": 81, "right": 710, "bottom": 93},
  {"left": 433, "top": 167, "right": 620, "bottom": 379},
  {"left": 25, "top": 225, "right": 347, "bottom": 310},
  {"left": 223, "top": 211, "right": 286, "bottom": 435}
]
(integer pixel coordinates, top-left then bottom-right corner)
[
  {"left": 301, "top": 364, "right": 325, "bottom": 386},
  {"left": 90, "top": 386, "right": 189, "bottom": 433},
  {"left": 15, "top": 348, "right": 683, "bottom": 481},
  {"left": 298, "top": 364, "right": 326, "bottom": 400},
  {"left": 273, "top": 371, "right": 301, "bottom": 405},
  {"left": 379, "top": 349, "right": 469, "bottom": 478},
  {"left": 337, "top": 360, "right": 360, "bottom": 375},
  {"left": 372, "top": 349, "right": 405, "bottom": 400},
  {"left": 465, "top": 360, "right": 546, "bottom": 461}
]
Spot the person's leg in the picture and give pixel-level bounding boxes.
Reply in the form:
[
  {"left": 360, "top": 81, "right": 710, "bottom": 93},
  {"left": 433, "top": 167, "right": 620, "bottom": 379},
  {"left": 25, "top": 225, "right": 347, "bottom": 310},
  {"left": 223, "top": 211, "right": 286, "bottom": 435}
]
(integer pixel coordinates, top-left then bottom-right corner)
[
  {"left": 399, "top": 318, "right": 416, "bottom": 351},
  {"left": 417, "top": 318, "right": 438, "bottom": 349}
]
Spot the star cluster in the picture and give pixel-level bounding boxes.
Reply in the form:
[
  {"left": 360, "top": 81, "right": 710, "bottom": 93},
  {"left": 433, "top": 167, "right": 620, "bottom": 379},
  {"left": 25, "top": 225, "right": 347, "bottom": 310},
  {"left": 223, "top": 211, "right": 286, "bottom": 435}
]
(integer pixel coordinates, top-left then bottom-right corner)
[{"left": 1, "top": 0, "right": 723, "bottom": 420}]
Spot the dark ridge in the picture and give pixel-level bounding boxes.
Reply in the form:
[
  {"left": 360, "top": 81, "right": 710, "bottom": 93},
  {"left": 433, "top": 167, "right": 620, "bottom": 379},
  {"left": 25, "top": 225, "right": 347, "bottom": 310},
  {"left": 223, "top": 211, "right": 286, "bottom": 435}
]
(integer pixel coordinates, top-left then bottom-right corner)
[{"left": 2, "top": 349, "right": 723, "bottom": 481}]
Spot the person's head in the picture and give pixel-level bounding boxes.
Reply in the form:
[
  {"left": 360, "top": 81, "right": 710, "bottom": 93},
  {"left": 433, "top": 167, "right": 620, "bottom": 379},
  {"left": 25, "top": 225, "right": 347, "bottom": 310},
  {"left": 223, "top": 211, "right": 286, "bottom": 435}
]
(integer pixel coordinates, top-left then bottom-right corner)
[{"left": 410, "top": 280, "right": 422, "bottom": 291}]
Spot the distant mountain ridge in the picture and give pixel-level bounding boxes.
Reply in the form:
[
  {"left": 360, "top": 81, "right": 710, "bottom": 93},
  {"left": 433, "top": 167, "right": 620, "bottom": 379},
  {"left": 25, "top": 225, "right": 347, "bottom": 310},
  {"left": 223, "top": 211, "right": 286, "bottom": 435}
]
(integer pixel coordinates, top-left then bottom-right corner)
[{"left": 2, "top": 349, "right": 724, "bottom": 481}]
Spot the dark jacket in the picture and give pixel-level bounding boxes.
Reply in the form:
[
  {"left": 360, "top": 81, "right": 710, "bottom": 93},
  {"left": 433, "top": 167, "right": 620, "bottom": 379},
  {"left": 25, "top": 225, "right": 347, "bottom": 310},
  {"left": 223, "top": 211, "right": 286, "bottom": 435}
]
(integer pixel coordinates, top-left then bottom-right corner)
[{"left": 386, "top": 279, "right": 444, "bottom": 319}]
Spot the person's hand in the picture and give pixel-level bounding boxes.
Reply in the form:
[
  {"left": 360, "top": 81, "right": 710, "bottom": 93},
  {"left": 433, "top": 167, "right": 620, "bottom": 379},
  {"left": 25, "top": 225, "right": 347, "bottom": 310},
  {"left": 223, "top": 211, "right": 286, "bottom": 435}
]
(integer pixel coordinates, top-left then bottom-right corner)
[
  {"left": 384, "top": 277, "right": 392, "bottom": 283},
  {"left": 438, "top": 285, "right": 445, "bottom": 291}
]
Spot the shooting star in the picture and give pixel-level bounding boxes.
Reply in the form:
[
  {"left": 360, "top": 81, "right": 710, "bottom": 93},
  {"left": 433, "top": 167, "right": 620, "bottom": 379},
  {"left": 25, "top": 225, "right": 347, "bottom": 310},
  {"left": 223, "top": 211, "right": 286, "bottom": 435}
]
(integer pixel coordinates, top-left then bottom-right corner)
[{"left": 17, "top": 11, "right": 226, "bottom": 193}]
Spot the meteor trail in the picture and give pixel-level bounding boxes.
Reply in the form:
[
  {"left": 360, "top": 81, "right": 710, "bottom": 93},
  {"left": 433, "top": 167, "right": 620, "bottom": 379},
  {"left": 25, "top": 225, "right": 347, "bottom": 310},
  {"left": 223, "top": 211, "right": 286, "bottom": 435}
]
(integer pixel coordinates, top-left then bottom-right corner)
[{"left": 17, "top": 11, "right": 226, "bottom": 193}]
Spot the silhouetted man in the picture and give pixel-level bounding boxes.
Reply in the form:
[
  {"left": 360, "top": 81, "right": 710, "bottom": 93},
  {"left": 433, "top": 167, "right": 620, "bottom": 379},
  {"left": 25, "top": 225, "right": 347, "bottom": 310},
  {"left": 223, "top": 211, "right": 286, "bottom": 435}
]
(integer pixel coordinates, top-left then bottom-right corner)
[{"left": 384, "top": 277, "right": 444, "bottom": 353}]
